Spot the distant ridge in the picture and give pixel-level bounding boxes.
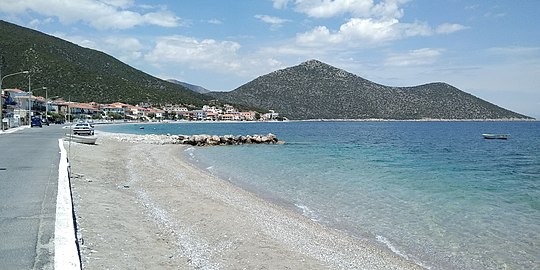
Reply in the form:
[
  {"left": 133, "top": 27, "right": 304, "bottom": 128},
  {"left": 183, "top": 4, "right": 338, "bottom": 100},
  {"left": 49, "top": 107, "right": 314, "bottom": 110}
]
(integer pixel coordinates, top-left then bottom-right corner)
[
  {"left": 210, "top": 59, "right": 532, "bottom": 120},
  {"left": 167, "top": 79, "right": 210, "bottom": 94},
  {"left": 0, "top": 20, "right": 211, "bottom": 105}
]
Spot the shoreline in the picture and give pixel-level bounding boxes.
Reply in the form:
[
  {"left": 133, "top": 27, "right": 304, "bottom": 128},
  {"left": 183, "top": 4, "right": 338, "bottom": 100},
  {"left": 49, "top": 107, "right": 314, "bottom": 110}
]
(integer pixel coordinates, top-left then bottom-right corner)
[
  {"left": 92, "top": 117, "right": 537, "bottom": 128},
  {"left": 67, "top": 131, "right": 425, "bottom": 269}
]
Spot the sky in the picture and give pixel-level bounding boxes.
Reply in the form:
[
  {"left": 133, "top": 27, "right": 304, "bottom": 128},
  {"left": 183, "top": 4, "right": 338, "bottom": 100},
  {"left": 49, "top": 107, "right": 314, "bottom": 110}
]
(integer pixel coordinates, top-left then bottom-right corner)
[{"left": 1, "top": 0, "right": 539, "bottom": 118}]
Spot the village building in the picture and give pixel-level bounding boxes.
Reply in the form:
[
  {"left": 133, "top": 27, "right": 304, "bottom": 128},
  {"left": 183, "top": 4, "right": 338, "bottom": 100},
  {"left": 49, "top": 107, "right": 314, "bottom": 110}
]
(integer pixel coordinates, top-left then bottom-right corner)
[
  {"left": 1, "top": 88, "right": 280, "bottom": 128},
  {"left": 240, "top": 111, "right": 256, "bottom": 121}
]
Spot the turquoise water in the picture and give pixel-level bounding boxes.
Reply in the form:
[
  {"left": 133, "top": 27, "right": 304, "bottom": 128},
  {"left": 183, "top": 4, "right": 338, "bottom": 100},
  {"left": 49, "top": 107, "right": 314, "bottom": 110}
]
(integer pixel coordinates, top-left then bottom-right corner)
[{"left": 100, "top": 121, "right": 540, "bottom": 269}]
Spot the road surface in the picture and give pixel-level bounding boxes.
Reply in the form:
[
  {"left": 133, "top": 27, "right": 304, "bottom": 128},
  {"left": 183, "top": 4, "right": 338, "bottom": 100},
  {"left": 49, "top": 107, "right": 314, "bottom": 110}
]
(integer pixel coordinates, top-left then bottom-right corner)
[{"left": 0, "top": 124, "right": 65, "bottom": 269}]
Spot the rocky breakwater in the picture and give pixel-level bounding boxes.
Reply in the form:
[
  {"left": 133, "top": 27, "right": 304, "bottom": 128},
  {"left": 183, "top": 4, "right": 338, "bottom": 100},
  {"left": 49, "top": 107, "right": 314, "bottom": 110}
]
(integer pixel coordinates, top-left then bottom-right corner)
[
  {"left": 109, "top": 132, "right": 283, "bottom": 146},
  {"left": 179, "top": 133, "right": 283, "bottom": 146}
]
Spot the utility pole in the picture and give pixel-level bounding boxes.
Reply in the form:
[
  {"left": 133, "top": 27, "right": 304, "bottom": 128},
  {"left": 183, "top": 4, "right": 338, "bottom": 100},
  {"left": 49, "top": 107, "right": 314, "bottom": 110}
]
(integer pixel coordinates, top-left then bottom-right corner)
[
  {"left": 28, "top": 73, "right": 31, "bottom": 125},
  {"left": 44, "top": 87, "right": 48, "bottom": 120}
]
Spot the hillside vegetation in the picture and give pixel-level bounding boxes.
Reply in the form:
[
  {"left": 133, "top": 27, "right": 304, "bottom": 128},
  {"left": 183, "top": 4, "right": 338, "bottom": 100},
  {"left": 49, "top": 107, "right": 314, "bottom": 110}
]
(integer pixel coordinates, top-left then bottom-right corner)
[
  {"left": 211, "top": 60, "right": 532, "bottom": 120},
  {"left": 0, "top": 20, "right": 210, "bottom": 106}
]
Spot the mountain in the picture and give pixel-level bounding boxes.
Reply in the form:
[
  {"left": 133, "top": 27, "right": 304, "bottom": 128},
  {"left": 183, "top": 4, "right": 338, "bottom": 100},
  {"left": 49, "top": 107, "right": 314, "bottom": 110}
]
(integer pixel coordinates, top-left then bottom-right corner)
[
  {"left": 210, "top": 60, "right": 532, "bottom": 120},
  {"left": 167, "top": 79, "right": 210, "bottom": 94},
  {"left": 0, "top": 20, "right": 211, "bottom": 105}
]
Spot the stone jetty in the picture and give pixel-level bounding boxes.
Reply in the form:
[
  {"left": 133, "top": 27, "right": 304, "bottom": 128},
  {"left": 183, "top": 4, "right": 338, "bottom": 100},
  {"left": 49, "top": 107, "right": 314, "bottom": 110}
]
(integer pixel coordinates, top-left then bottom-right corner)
[
  {"left": 110, "top": 132, "right": 283, "bottom": 146},
  {"left": 178, "top": 133, "right": 283, "bottom": 146}
]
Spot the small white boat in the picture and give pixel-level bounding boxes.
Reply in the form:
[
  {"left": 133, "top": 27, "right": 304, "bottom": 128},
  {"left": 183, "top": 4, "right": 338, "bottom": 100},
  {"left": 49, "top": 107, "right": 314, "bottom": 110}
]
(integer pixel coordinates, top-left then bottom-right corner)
[
  {"left": 65, "top": 133, "right": 98, "bottom": 144},
  {"left": 482, "top": 133, "right": 509, "bottom": 140}
]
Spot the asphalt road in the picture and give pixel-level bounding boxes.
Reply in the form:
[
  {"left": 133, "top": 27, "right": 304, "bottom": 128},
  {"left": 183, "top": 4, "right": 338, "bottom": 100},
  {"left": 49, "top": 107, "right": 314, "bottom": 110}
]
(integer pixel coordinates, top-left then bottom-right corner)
[{"left": 0, "top": 124, "right": 65, "bottom": 269}]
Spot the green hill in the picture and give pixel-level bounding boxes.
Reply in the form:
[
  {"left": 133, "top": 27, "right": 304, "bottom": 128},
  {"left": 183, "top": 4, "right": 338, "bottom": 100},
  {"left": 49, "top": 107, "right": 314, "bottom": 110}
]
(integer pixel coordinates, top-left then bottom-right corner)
[
  {"left": 0, "top": 20, "right": 211, "bottom": 105},
  {"left": 210, "top": 60, "right": 532, "bottom": 120}
]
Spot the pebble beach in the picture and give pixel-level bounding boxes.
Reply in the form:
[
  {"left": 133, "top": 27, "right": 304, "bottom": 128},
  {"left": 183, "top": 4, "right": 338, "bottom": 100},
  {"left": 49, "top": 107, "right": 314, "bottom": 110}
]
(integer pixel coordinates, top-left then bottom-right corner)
[{"left": 67, "top": 131, "right": 423, "bottom": 269}]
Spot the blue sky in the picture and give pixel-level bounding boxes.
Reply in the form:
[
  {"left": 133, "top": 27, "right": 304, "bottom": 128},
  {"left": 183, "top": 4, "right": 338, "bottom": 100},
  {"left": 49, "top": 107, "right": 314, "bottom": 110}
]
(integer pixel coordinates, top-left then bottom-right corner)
[{"left": 1, "top": 0, "right": 539, "bottom": 118}]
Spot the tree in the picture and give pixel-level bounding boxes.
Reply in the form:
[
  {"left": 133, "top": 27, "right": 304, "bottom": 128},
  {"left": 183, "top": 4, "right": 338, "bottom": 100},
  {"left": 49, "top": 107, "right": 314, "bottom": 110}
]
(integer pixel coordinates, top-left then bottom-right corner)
[{"left": 107, "top": 112, "right": 124, "bottom": 120}]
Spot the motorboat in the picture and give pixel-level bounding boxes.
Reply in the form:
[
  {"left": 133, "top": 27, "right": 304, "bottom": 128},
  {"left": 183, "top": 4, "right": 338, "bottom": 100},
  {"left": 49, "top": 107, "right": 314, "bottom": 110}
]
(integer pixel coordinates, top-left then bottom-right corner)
[
  {"left": 72, "top": 122, "right": 95, "bottom": 135},
  {"left": 65, "top": 133, "right": 98, "bottom": 144},
  {"left": 482, "top": 133, "right": 509, "bottom": 140}
]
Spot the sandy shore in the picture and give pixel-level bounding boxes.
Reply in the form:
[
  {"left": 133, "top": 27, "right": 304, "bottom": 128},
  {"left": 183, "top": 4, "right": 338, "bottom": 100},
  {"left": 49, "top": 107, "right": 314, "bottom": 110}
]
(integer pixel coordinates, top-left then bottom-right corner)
[{"left": 67, "top": 131, "right": 424, "bottom": 269}]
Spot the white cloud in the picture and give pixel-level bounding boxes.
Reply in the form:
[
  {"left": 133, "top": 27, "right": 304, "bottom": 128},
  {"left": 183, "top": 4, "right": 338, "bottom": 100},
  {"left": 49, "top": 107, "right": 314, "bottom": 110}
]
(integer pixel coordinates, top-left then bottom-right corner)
[
  {"left": 274, "top": 0, "right": 408, "bottom": 19},
  {"left": 272, "top": 0, "right": 458, "bottom": 51},
  {"left": 142, "top": 11, "right": 181, "bottom": 27},
  {"left": 295, "top": 0, "right": 370, "bottom": 18},
  {"left": 51, "top": 32, "right": 101, "bottom": 51},
  {"left": 0, "top": 0, "right": 181, "bottom": 29},
  {"left": 255, "top": 14, "right": 289, "bottom": 25},
  {"left": 255, "top": 14, "right": 291, "bottom": 30},
  {"left": 272, "top": 0, "right": 290, "bottom": 9},
  {"left": 436, "top": 23, "right": 468, "bottom": 34},
  {"left": 50, "top": 32, "right": 146, "bottom": 64},
  {"left": 207, "top": 19, "right": 222, "bottom": 25},
  {"left": 145, "top": 35, "right": 243, "bottom": 71},
  {"left": 259, "top": 44, "right": 321, "bottom": 58},
  {"left": 144, "top": 35, "right": 285, "bottom": 83},
  {"left": 486, "top": 46, "right": 540, "bottom": 56},
  {"left": 103, "top": 36, "right": 144, "bottom": 61},
  {"left": 296, "top": 18, "right": 431, "bottom": 48},
  {"left": 28, "top": 18, "right": 54, "bottom": 28},
  {"left": 101, "top": 0, "right": 134, "bottom": 8},
  {"left": 370, "top": 0, "right": 408, "bottom": 19},
  {"left": 385, "top": 48, "right": 443, "bottom": 66}
]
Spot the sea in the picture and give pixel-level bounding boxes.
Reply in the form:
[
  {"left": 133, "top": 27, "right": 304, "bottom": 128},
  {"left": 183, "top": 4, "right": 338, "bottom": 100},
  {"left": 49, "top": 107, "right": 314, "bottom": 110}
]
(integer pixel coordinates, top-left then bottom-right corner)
[{"left": 99, "top": 121, "right": 540, "bottom": 269}]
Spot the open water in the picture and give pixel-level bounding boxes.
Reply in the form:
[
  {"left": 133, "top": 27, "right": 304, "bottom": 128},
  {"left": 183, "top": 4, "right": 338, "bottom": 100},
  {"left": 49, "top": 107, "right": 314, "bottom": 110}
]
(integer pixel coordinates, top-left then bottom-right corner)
[{"left": 100, "top": 121, "right": 540, "bottom": 269}]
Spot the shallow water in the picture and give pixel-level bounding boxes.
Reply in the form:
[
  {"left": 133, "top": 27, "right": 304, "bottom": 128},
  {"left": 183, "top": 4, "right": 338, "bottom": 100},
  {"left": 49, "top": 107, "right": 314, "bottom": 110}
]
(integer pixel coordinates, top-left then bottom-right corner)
[{"left": 101, "top": 121, "right": 540, "bottom": 269}]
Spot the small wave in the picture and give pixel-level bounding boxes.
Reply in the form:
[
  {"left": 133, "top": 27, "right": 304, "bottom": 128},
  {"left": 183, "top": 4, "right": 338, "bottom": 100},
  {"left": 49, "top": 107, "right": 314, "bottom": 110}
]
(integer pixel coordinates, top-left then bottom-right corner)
[
  {"left": 294, "top": 203, "right": 320, "bottom": 221},
  {"left": 206, "top": 166, "right": 214, "bottom": 170},
  {"left": 376, "top": 235, "right": 431, "bottom": 269},
  {"left": 376, "top": 235, "right": 409, "bottom": 260}
]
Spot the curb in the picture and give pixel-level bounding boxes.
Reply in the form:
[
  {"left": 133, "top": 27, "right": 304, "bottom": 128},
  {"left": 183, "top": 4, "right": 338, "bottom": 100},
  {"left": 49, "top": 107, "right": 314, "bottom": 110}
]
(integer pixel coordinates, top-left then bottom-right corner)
[
  {"left": 54, "top": 139, "right": 82, "bottom": 269},
  {"left": 0, "top": 126, "right": 28, "bottom": 134}
]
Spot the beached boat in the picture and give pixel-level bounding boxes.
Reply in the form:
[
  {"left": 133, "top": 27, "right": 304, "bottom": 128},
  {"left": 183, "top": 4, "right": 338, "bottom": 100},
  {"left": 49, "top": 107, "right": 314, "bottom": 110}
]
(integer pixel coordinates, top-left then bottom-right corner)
[
  {"left": 65, "top": 133, "right": 98, "bottom": 144},
  {"left": 482, "top": 133, "right": 509, "bottom": 140}
]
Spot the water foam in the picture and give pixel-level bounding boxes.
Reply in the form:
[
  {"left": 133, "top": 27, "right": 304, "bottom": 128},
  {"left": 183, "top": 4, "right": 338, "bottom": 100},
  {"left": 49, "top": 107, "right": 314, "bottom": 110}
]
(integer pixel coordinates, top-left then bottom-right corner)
[
  {"left": 376, "top": 235, "right": 431, "bottom": 269},
  {"left": 294, "top": 203, "right": 320, "bottom": 221}
]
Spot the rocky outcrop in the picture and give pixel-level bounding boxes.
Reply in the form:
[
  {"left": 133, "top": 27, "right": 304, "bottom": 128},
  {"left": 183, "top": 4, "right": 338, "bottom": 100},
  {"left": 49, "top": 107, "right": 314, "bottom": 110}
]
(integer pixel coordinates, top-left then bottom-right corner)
[{"left": 178, "top": 133, "right": 282, "bottom": 146}]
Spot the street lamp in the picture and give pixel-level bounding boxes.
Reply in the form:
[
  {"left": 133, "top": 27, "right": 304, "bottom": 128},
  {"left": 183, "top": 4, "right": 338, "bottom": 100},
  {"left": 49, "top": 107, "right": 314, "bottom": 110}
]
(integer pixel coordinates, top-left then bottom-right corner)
[
  {"left": 0, "top": 70, "right": 29, "bottom": 130},
  {"left": 27, "top": 73, "right": 31, "bottom": 125},
  {"left": 43, "top": 87, "right": 48, "bottom": 120}
]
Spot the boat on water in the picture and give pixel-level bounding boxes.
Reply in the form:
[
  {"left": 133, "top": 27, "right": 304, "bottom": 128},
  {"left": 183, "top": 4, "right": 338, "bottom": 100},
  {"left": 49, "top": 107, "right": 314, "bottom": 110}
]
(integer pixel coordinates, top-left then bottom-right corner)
[
  {"left": 65, "top": 133, "right": 98, "bottom": 144},
  {"left": 482, "top": 133, "right": 509, "bottom": 140}
]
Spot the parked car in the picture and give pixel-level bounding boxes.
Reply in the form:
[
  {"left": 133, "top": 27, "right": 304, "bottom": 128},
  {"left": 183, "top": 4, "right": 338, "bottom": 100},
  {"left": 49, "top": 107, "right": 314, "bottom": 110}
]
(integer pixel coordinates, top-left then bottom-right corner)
[
  {"left": 31, "top": 117, "right": 42, "bottom": 128},
  {"left": 41, "top": 119, "right": 50, "bottom": 126},
  {"left": 72, "top": 122, "right": 95, "bottom": 135}
]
